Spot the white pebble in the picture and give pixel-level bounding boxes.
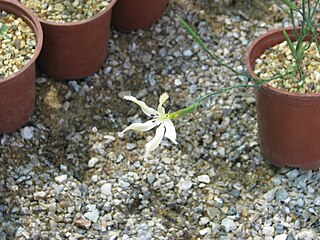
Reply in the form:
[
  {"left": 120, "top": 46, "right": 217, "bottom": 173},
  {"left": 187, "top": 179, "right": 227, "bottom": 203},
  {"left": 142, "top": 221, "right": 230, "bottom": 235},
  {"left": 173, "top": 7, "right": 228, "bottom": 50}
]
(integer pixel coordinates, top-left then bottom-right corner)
[
  {"left": 101, "top": 183, "right": 112, "bottom": 196},
  {"left": 262, "top": 226, "right": 275, "bottom": 237},
  {"left": 54, "top": 174, "right": 68, "bottom": 184},
  {"left": 274, "top": 234, "right": 288, "bottom": 240},
  {"left": 199, "top": 217, "right": 210, "bottom": 225},
  {"left": 174, "top": 79, "right": 182, "bottom": 86},
  {"left": 88, "top": 157, "right": 99, "bottom": 168},
  {"left": 84, "top": 209, "right": 100, "bottom": 223},
  {"left": 180, "top": 180, "right": 193, "bottom": 191},
  {"left": 183, "top": 49, "right": 193, "bottom": 57},
  {"left": 33, "top": 191, "right": 46, "bottom": 200},
  {"left": 197, "top": 175, "right": 211, "bottom": 184},
  {"left": 21, "top": 127, "right": 34, "bottom": 140},
  {"left": 199, "top": 227, "right": 211, "bottom": 236},
  {"left": 221, "top": 218, "right": 236, "bottom": 232}
]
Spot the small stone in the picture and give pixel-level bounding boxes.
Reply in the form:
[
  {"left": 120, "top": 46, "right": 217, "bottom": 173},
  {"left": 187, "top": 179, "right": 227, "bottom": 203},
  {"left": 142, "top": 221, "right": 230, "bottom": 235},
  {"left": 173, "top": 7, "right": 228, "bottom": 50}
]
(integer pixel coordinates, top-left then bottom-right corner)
[
  {"left": 285, "top": 169, "right": 299, "bottom": 180},
  {"left": 221, "top": 218, "right": 236, "bottom": 232},
  {"left": 262, "top": 226, "right": 275, "bottom": 237},
  {"left": 104, "top": 66, "right": 112, "bottom": 75},
  {"left": 54, "top": 3, "right": 65, "bottom": 11},
  {"left": 159, "top": 47, "right": 167, "bottom": 57},
  {"left": 133, "top": 161, "right": 141, "bottom": 168},
  {"left": 91, "top": 175, "right": 99, "bottom": 182},
  {"left": 263, "top": 189, "right": 276, "bottom": 202},
  {"left": 21, "top": 127, "right": 34, "bottom": 140},
  {"left": 54, "top": 174, "right": 68, "bottom": 184},
  {"left": 189, "top": 84, "right": 197, "bottom": 94},
  {"left": 74, "top": 219, "right": 91, "bottom": 229},
  {"left": 33, "top": 191, "right": 46, "bottom": 200},
  {"left": 88, "top": 157, "right": 99, "bottom": 168},
  {"left": 314, "top": 196, "right": 320, "bottom": 206},
  {"left": 126, "top": 143, "right": 136, "bottom": 151},
  {"left": 52, "top": 183, "right": 64, "bottom": 195},
  {"left": 121, "top": 181, "right": 130, "bottom": 188},
  {"left": 197, "top": 175, "right": 210, "bottom": 184},
  {"left": 101, "top": 1, "right": 109, "bottom": 6},
  {"left": 86, "top": 204, "right": 97, "bottom": 212},
  {"left": 165, "top": 181, "right": 174, "bottom": 189},
  {"left": 217, "top": 146, "right": 225, "bottom": 156},
  {"left": 174, "top": 79, "right": 182, "bottom": 86},
  {"left": 72, "top": 0, "right": 79, "bottom": 7},
  {"left": 230, "top": 189, "right": 240, "bottom": 198},
  {"left": 147, "top": 174, "right": 156, "bottom": 184},
  {"left": 295, "top": 174, "right": 309, "bottom": 188},
  {"left": 36, "top": 77, "right": 47, "bottom": 84},
  {"left": 183, "top": 49, "right": 193, "bottom": 57},
  {"left": 180, "top": 180, "right": 193, "bottom": 191},
  {"left": 122, "top": 234, "right": 130, "bottom": 240},
  {"left": 200, "top": 217, "right": 210, "bottom": 225},
  {"left": 101, "top": 183, "right": 112, "bottom": 196},
  {"left": 68, "top": 80, "right": 81, "bottom": 93},
  {"left": 275, "top": 188, "right": 289, "bottom": 203},
  {"left": 199, "top": 227, "right": 211, "bottom": 236},
  {"left": 206, "top": 207, "right": 219, "bottom": 219},
  {"left": 162, "top": 157, "right": 173, "bottom": 164},
  {"left": 84, "top": 209, "right": 100, "bottom": 223},
  {"left": 116, "top": 154, "right": 124, "bottom": 163},
  {"left": 274, "top": 234, "right": 288, "bottom": 240},
  {"left": 274, "top": 224, "right": 284, "bottom": 234}
]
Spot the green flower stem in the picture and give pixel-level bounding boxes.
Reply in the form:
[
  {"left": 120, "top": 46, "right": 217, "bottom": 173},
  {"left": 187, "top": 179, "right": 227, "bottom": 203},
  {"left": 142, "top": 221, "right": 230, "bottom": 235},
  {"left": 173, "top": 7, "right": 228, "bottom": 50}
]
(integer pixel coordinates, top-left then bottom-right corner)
[
  {"left": 168, "top": 103, "right": 198, "bottom": 120},
  {"left": 169, "top": 81, "right": 266, "bottom": 120}
]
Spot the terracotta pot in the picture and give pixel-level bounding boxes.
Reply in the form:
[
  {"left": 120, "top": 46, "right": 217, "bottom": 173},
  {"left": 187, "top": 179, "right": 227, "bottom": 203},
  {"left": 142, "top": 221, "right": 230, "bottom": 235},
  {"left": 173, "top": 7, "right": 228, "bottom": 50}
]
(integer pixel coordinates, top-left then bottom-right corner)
[
  {"left": 0, "top": 0, "right": 43, "bottom": 134},
  {"left": 246, "top": 27, "right": 320, "bottom": 170},
  {"left": 33, "top": 0, "right": 117, "bottom": 80},
  {"left": 112, "top": 0, "right": 167, "bottom": 32}
]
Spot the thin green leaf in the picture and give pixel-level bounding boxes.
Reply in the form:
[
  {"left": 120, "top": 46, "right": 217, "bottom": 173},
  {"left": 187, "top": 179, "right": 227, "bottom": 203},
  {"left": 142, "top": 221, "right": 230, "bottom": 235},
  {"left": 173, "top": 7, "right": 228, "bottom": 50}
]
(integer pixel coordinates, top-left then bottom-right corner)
[
  {"left": 178, "top": 17, "right": 209, "bottom": 53},
  {"left": 282, "top": 30, "right": 297, "bottom": 58},
  {"left": 281, "top": 0, "right": 298, "bottom": 10}
]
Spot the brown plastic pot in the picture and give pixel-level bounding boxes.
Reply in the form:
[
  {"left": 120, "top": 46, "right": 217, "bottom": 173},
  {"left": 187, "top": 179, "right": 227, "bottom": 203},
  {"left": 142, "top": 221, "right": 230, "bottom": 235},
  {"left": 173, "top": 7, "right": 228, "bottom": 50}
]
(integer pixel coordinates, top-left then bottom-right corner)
[
  {"left": 246, "top": 27, "right": 320, "bottom": 170},
  {"left": 33, "top": 0, "right": 117, "bottom": 80},
  {"left": 112, "top": 0, "right": 167, "bottom": 32},
  {"left": 0, "top": 0, "right": 43, "bottom": 134}
]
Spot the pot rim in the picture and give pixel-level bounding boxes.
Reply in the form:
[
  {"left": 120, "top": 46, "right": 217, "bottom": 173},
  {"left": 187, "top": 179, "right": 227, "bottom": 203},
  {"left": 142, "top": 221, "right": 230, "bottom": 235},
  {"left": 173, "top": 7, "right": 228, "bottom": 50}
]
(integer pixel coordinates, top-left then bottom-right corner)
[
  {"left": 0, "top": 0, "right": 43, "bottom": 84},
  {"left": 37, "top": 0, "right": 118, "bottom": 26},
  {"left": 246, "top": 26, "right": 320, "bottom": 98}
]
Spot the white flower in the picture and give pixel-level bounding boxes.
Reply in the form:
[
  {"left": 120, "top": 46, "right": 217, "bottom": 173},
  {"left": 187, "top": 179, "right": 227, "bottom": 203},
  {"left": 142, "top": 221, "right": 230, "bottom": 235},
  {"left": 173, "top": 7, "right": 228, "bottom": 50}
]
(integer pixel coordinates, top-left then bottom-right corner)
[{"left": 121, "top": 93, "right": 177, "bottom": 153}]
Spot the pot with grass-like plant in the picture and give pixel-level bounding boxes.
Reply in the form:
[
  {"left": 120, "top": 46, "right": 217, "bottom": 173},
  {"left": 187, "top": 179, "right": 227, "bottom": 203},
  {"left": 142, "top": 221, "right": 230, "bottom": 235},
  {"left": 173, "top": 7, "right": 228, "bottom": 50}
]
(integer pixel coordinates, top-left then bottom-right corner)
[
  {"left": 0, "top": 0, "right": 43, "bottom": 134},
  {"left": 246, "top": 26, "right": 320, "bottom": 170},
  {"left": 18, "top": 0, "right": 117, "bottom": 80},
  {"left": 178, "top": 1, "right": 320, "bottom": 169},
  {"left": 112, "top": 0, "right": 167, "bottom": 32}
]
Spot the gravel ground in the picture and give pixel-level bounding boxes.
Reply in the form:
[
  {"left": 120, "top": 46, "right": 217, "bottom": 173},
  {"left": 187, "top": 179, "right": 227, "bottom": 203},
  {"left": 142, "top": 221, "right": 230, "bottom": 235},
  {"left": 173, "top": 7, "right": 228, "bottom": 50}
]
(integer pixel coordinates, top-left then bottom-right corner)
[{"left": 0, "top": 0, "right": 319, "bottom": 239}]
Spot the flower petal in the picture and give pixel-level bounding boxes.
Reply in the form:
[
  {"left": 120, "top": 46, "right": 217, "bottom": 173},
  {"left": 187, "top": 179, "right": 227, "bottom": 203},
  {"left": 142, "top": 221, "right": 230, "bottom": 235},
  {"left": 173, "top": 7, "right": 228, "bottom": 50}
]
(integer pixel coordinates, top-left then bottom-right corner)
[
  {"left": 145, "top": 123, "right": 165, "bottom": 153},
  {"left": 157, "top": 92, "right": 169, "bottom": 114},
  {"left": 164, "top": 120, "right": 177, "bottom": 144},
  {"left": 121, "top": 120, "right": 161, "bottom": 134},
  {"left": 124, "top": 95, "right": 158, "bottom": 117}
]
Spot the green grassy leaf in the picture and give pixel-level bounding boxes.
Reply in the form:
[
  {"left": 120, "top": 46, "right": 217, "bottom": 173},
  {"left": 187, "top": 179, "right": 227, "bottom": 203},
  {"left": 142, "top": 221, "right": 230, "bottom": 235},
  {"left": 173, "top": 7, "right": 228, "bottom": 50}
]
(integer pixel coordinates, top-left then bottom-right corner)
[
  {"left": 281, "top": 0, "right": 298, "bottom": 10},
  {"left": 282, "top": 30, "right": 297, "bottom": 58},
  {"left": 178, "top": 16, "right": 209, "bottom": 53}
]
